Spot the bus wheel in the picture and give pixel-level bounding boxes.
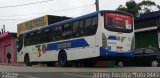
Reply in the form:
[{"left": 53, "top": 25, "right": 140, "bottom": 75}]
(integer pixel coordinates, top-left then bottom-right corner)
[
  {"left": 151, "top": 60, "right": 159, "bottom": 67},
  {"left": 24, "top": 55, "right": 32, "bottom": 66},
  {"left": 116, "top": 61, "right": 124, "bottom": 67},
  {"left": 58, "top": 51, "right": 68, "bottom": 67},
  {"left": 46, "top": 62, "right": 55, "bottom": 67}
]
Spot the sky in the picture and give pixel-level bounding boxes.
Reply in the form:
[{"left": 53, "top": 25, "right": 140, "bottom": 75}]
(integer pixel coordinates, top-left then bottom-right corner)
[{"left": 0, "top": 0, "right": 160, "bottom": 33}]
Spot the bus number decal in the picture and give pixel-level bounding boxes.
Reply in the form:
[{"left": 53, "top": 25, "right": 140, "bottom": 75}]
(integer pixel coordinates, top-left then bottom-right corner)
[
  {"left": 57, "top": 42, "right": 71, "bottom": 49},
  {"left": 108, "top": 35, "right": 126, "bottom": 42}
]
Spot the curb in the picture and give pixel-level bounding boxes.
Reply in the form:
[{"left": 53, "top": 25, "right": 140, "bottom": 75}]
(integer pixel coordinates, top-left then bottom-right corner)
[
  {"left": 0, "top": 63, "right": 47, "bottom": 67},
  {"left": 0, "top": 63, "right": 25, "bottom": 66}
]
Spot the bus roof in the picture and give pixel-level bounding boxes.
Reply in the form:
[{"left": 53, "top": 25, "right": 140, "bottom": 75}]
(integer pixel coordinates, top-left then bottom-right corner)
[{"left": 19, "top": 10, "right": 132, "bottom": 35}]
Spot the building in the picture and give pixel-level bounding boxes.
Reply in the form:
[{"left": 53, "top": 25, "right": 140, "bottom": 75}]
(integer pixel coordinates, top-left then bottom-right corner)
[
  {"left": 0, "top": 32, "right": 17, "bottom": 64},
  {"left": 135, "top": 11, "right": 160, "bottom": 49},
  {"left": 17, "top": 15, "right": 71, "bottom": 35}
]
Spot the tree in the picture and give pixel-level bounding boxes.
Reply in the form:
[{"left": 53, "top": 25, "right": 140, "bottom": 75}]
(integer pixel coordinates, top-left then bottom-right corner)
[
  {"left": 139, "top": 0, "right": 156, "bottom": 13},
  {"left": 116, "top": 0, "right": 158, "bottom": 16},
  {"left": 116, "top": 0, "right": 140, "bottom": 16}
]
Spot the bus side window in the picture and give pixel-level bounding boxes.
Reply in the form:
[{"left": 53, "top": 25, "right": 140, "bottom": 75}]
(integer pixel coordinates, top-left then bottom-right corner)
[
  {"left": 54, "top": 26, "right": 58, "bottom": 41},
  {"left": 73, "top": 21, "right": 79, "bottom": 37},
  {"left": 63, "top": 24, "right": 72, "bottom": 39},
  {"left": 41, "top": 29, "right": 45, "bottom": 43},
  {"left": 68, "top": 23, "right": 73, "bottom": 38},
  {"left": 85, "top": 18, "right": 92, "bottom": 35},
  {"left": 51, "top": 27, "right": 56, "bottom": 41},
  {"left": 45, "top": 28, "right": 51, "bottom": 42},
  {"left": 55, "top": 26, "right": 63, "bottom": 40},
  {"left": 30, "top": 32, "right": 35, "bottom": 45},
  {"left": 24, "top": 34, "right": 29, "bottom": 46},
  {"left": 36, "top": 30, "right": 42, "bottom": 44},
  {"left": 17, "top": 34, "right": 23, "bottom": 52},
  {"left": 91, "top": 16, "right": 98, "bottom": 35},
  {"left": 79, "top": 20, "right": 85, "bottom": 36}
]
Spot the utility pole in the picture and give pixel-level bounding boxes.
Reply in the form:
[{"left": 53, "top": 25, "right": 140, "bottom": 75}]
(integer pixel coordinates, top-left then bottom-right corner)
[
  {"left": 3, "top": 25, "right": 5, "bottom": 32},
  {"left": 95, "top": 0, "right": 99, "bottom": 11}
]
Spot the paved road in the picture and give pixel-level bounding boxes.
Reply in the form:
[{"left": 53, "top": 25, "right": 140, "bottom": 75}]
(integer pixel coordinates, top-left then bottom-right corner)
[
  {"left": 0, "top": 65, "right": 160, "bottom": 78},
  {"left": 0, "top": 65, "right": 160, "bottom": 72}
]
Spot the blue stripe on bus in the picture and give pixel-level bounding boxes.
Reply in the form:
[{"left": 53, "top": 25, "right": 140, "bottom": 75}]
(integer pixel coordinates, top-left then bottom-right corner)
[
  {"left": 46, "top": 38, "right": 89, "bottom": 51},
  {"left": 107, "top": 36, "right": 117, "bottom": 40},
  {"left": 100, "top": 47, "right": 135, "bottom": 57}
]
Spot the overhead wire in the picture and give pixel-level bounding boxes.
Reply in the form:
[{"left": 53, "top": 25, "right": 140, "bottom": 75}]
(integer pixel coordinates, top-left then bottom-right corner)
[
  {"left": 0, "top": 0, "right": 54, "bottom": 8},
  {"left": 0, "top": 3, "right": 95, "bottom": 21},
  {"left": 0, "top": 4, "right": 94, "bottom": 17},
  {"left": 0, "top": 0, "right": 95, "bottom": 32},
  {"left": 0, "top": 19, "right": 25, "bottom": 21}
]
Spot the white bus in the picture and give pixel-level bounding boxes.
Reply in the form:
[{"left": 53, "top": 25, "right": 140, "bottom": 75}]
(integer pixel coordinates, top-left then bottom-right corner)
[{"left": 17, "top": 10, "right": 135, "bottom": 66}]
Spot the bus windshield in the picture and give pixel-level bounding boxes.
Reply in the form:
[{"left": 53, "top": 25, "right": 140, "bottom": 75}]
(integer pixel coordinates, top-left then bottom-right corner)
[{"left": 104, "top": 12, "right": 133, "bottom": 33}]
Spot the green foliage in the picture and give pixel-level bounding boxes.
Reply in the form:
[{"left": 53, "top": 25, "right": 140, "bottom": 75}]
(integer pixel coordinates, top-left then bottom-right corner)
[
  {"left": 116, "top": 0, "right": 159, "bottom": 16},
  {"left": 139, "top": 0, "right": 156, "bottom": 13}
]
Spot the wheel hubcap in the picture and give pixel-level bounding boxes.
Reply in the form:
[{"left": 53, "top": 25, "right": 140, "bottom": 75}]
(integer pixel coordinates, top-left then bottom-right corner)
[
  {"left": 59, "top": 55, "right": 65, "bottom": 65},
  {"left": 152, "top": 61, "right": 159, "bottom": 67},
  {"left": 118, "top": 61, "right": 123, "bottom": 67}
]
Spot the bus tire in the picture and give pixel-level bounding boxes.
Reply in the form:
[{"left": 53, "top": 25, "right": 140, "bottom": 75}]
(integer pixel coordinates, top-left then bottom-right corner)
[
  {"left": 46, "top": 62, "right": 55, "bottom": 67},
  {"left": 24, "top": 54, "right": 32, "bottom": 66},
  {"left": 58, "top": 51, "right": 68, "bottom": 67},
  {"left": 151, "top": 59, "right": 159, "bottom": 67},
  {"left": 116, "top": 61, "right": 124, "bottom": 67}
]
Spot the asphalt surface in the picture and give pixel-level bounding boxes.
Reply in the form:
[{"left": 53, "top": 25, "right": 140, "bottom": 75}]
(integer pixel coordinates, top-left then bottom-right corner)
[{"left": 0, "top": 65, "right": 160, "bottom": 78}]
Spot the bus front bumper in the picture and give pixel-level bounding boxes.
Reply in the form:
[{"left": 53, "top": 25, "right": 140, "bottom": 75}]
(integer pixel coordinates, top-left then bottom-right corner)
[{"left": 100, "top": 47, "right": 135, "bottom": 57}]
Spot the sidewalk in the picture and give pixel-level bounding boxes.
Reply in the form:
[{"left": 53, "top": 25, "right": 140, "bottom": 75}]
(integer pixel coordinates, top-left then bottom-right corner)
[
  {"left": 0, "top": 63, "right": 46, "bottom": 67},
  {"left": 0, "top": 63, "right": 25, "bottom": 66}
]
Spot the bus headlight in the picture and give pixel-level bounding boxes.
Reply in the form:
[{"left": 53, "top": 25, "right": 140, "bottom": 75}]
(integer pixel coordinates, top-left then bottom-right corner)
[{"left": 102, "top": 33, "right": 107, "bottom": 48}]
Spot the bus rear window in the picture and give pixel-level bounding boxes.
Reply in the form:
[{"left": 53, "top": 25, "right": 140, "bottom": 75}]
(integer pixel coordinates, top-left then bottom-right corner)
[{"left": 104, "top": 12, "right": 133, "bottom": 33}]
